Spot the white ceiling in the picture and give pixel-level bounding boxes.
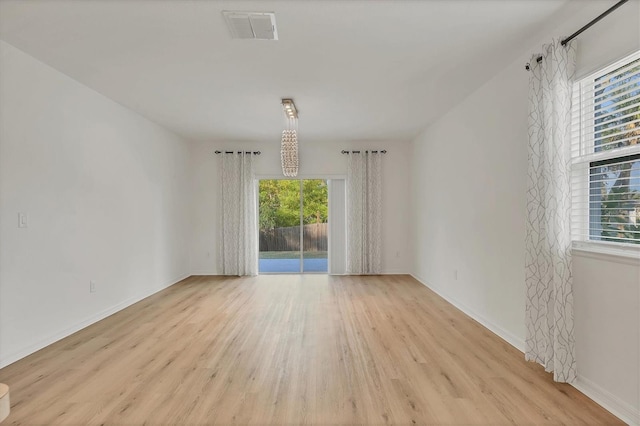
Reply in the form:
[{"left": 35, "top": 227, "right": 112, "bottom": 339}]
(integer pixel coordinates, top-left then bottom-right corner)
[{"left": 0, "top": 0, "right": 581, "bottom": 144}]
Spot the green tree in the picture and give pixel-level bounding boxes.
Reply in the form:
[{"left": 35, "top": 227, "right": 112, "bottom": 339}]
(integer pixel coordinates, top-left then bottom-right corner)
[
  {"left": 302, "top": 180, "right": 328, "bottom": 225},
  {"left": 258, "top": 179, "right": 280, "bottom": 230},
  {"left": 259, "top": 180, "right": 299, "bottom": 229},
  {"left": 258, "top": 179, "right": 328, "bottom": 229}
]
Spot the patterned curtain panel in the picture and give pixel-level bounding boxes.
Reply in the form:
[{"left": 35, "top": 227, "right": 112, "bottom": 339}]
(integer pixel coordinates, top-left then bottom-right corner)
[
  {"left": 346, "top": 152, "right": 382, "bottom": 274},
  {"left": 220, "top": 153, "right": 258, "bottom": 276},
  {"left": 525, "top": 39, "right": 577, "bottom": 383}
]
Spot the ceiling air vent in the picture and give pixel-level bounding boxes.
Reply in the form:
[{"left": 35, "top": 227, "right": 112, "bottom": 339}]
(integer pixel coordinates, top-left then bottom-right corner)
[{"left": 222, "top": 11, "right": 278, "bottom": 40}]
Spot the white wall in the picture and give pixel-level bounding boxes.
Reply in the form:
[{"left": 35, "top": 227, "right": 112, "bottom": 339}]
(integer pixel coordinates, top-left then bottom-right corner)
[
  {"left": 573, "top": 252, "right": 639, "bottom": 422},
  {"left": 410, "top": 55, "right": 528, "bottom": 347},
  {"left": 0, "top": 41, "right": 191, "bottom": 367},
  {"left": 189, "top": 139, "right": 411, "bottom": 275},
  {"left": 409, "top": 0, "right": 640, "bottom": 423}
]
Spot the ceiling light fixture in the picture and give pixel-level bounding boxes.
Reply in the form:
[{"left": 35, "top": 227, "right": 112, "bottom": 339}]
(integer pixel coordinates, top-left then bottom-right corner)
[{"left": 281, "top": 99, "right": 298, "bottom": 177}]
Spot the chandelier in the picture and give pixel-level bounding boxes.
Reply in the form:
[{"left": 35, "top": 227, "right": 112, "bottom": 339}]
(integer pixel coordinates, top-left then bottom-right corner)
[{"left": 281, "top": 99, "right": 298, "bottom": 177}]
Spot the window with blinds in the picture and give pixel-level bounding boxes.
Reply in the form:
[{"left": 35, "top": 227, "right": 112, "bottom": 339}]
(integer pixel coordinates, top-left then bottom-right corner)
[{"left": 571, "top": 51, "right": 640, "bottom": 247}]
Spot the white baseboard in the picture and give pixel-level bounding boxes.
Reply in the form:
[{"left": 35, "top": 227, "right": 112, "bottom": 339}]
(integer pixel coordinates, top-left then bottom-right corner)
[
  {"left": 409, "top": 273, "right": 639, "bottom": 425},
  {"left": 410, "top": 273, "right": 525, "bottom": 351},
  {"left": 0, "top": 273, "right": 190, "bottom": 369},
  {"left": 380, "top": 269, "right": 410, "bottom": 275},
  {"left": 573, "top": 376, "right": 639, "bottom": 426}
]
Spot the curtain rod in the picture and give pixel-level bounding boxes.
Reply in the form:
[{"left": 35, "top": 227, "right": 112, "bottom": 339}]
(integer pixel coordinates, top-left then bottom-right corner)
[
  {"left": 341, "top": 150, "right": 387, "bottom": 154},
  {"left": 525, "top": 0, "right": 628, "bottom": 70},
  {"left": 214, "top": 150, "right": 261, "bottom": 155}
]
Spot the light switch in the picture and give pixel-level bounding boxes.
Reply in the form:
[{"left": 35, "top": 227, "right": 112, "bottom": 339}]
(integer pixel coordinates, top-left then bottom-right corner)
[{"left": 18, "top": 213, "right": 28, "bottom": 228}]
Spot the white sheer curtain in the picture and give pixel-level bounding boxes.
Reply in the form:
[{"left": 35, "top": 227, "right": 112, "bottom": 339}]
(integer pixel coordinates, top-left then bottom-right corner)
[
  {"left": 525, "top": 39, "right": 577, "bottom": 383},
  {"left": 346, "top": 152, "right": 382, "bottom": 274},
  {"left": 220, "top": 152, "right": 258, "bottom": 276}
]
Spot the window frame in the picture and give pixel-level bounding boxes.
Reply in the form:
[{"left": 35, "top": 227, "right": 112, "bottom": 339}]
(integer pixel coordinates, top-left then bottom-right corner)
[{"left": 571, "top": 50, "right": 640, "bottom": 260}]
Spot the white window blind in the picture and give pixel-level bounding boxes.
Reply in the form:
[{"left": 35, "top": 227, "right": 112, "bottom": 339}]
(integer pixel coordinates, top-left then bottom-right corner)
[{"left": 571, "top": 51, "right": 640, "bottom": 246}]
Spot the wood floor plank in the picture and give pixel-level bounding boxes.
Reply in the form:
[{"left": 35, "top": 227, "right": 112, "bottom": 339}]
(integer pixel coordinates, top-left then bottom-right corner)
[{"left": 0, "top": 274, "right": 624, "bottom": 425}]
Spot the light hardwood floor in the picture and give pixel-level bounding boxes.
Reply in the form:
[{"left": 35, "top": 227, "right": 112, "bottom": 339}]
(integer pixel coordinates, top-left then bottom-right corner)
[{"left": 0, "top": 275, "right": 623, "bottom": 425}]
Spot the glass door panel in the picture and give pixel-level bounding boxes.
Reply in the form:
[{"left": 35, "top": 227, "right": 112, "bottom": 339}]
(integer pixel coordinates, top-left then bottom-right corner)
[
  {"left": 302, "top": 179, "right": 328, "bottom": 273},
  {"left": 259, "top": 179, "right": 301, "bottom": 273},
  {"left": 258, "top": 179, "right": 329, "bottom": 273}
]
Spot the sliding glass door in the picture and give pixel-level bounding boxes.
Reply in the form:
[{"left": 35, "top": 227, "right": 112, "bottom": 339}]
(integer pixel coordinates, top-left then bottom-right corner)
[
  {"left": 258, "top": 179, "right": 328, "bottom": 273},
  {"left": 300, "top": 179, "right": 329, "bottom": 272}
]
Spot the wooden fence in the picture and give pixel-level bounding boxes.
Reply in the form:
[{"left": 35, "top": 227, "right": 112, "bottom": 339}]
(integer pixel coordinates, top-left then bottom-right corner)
[{"left": 260, "top": 223, "right": 327, "bottom": 252}]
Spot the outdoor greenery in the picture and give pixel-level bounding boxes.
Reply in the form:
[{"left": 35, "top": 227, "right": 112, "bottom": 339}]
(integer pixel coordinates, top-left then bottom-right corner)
[
  {"left": 593, "top": 59, "right": 640, "bottom": 243},
  {"left": 259, "top": 179, "right": 328, "bottom": 230}
]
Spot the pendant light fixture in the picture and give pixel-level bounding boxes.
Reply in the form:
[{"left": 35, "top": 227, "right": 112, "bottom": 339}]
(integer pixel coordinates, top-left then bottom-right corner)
[{"left": 281, "top": 99, "right": 298, "bottom": 177}]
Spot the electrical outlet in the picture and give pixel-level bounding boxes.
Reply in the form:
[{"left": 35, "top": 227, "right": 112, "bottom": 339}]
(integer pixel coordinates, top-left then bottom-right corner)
[
  {"left": 90, "top": 281, "right": 96, "bottom": 293},
  {"left": 18, "top": 212, "right": 28, "bottom": 228},
  {"left": 395, "top": 251, "right": 400, "bottom": 258}
]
